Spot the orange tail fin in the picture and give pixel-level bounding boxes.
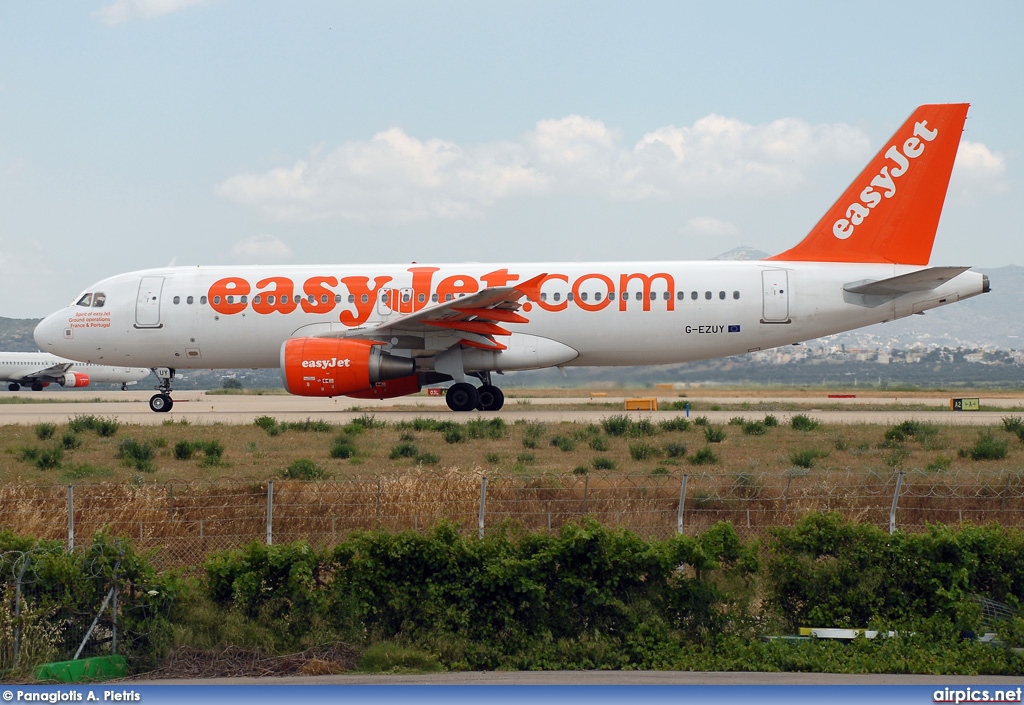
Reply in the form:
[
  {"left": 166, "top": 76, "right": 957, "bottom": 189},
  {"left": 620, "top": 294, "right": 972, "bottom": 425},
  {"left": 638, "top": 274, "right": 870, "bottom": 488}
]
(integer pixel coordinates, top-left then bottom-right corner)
[{"left": 766, "top": 103, "right": 969, "bottom": 265}]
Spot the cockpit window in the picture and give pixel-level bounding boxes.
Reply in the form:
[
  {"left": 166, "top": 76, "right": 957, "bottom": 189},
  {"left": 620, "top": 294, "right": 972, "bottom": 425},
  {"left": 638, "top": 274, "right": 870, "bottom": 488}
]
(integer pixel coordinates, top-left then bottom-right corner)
[
  {"left": 76, "top": 293, "right": 93, "bottom": 307},
  {"left": 92, "top": 292, "right": 106, "bottom": 307}
]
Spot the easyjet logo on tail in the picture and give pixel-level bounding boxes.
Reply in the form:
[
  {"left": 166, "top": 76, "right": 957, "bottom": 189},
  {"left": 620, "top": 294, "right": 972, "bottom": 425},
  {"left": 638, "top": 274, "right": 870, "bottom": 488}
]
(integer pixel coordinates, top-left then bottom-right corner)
[{"left": 832, "top": 120, "right": 939, "bottom": 240}]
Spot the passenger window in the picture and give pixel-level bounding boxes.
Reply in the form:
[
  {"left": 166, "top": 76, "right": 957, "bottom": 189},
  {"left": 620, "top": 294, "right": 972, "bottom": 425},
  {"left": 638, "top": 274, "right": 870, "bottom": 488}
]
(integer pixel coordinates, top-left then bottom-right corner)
[
  {"left": 663, "top": 292, "right": 670, "bottom": 300},
  {"left": 719, "top": 291, "right": 726, "bottom": 300},
  {"left": 567, "top": 292, "right": 574, "bottom": 302},
  {"left": 213, "top": 296, "right": 222, "bottom": 305},
  {"left": 200, "top": 296, "right": 207, "bottom": 305},
  {"left": 241, "top": 295, "right": 247, "bottom": 304},
  {"left": 418, "top": 293, "right": 426, "bottom": 303},
  {"left": 321, "top": 294, "right": 329, "bottom": 304},
  {"left": 733, "top": 291, "right": 740, "bottom": 300},
  {"left": 253, "top": 295, "right": 261, "bottom": 305},
  {"left": 267, "top": 295, "right": 276, "bottom": 305},
  {"left": 553, "top": 292, "right": 560, "bottom": 302},
  {"left": 691, "top": 291, "right": 698, "bottom": 300},
  {"left": 431, "top": 294, "right": 438, "bottom": 302},
  {"left": 445, "top": 294, "right": 453, "bottom": 302},
  {"left": 187, "top": 296, "right": 194, "bottom": 305},
  {"left": 281, "top": 295, "right": 289, "bottom": 304},
  {"left": 677, "top": 291, "right": 684, "bottom": 300},
  {"left": 540, "top": 293, "right": 548, "bottom": 302},
  {"left": 705, "top": 291, "right": 712, "bottom": 300},
  {"left": 173, "top": 296, "right": 180, "bottom": 305},
  {"left": 581, "top": 292, "right": 588, "bottom": 302},
  {"left": 226, "top": 296, "right": 234, "bottom": 304},
  {"left": 361, "top": 294, "right": 368, "bottom": 303}
]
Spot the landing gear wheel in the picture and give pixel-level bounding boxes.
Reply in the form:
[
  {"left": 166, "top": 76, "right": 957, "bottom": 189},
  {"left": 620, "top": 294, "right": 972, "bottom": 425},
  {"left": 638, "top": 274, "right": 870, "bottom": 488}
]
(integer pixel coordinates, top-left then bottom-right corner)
[
  {"left": 446, "top": 382, "right": 480, "bottom": 412},
  {"left": 31, "top": 382, "right": 43, "bottom": 391},
  {"left": 8, "top": 383, "right": 19, "bottom": 391},
  {"left": 476, "top": 384, "right": 505, "bottom": 411},
  {"left": 149, "top": 393, "right": 173, "bottom": 413}
]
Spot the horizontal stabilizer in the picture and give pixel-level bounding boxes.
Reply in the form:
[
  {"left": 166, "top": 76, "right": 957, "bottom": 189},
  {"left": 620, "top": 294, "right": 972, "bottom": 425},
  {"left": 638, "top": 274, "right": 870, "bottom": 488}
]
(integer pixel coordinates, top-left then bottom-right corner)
[{"left": 843, "top": 266, "right": 970, "bottom": 296}]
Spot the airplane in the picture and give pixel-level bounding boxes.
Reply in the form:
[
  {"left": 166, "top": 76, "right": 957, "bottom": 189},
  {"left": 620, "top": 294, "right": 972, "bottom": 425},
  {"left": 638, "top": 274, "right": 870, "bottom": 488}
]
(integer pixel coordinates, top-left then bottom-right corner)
[
  {"left": 0, "top": 352, "right": 151, "bottom": 391},
  {"left": 33, "top": 103, "right": 989, "bottom": 413}
]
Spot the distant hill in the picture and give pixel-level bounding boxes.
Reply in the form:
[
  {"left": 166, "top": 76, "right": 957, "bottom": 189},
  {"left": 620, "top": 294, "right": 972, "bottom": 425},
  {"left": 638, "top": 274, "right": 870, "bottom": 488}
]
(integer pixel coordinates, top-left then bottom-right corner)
[{"left": 0, "top": 317, "right": 41, "bottom": 352}]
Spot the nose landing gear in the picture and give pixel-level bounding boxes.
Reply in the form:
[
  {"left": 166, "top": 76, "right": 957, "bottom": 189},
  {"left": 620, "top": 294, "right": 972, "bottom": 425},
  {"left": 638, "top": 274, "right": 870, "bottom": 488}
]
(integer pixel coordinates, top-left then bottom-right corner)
[{"left": 149, "top": 367, "right": 175, "bottom": 412}]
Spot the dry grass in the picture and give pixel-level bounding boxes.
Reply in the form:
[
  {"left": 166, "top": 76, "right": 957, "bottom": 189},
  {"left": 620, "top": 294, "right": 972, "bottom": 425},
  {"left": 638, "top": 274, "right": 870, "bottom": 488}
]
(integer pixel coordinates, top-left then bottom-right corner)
[{"left": 2, "top": 414, "right": 1024, "bottom": 567}]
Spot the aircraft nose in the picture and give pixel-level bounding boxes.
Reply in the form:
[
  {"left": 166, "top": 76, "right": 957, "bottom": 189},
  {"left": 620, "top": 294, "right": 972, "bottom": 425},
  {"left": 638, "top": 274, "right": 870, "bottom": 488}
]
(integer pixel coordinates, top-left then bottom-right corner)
[{"left": 34, "top": 312, "right": 66, "bottom": 353}]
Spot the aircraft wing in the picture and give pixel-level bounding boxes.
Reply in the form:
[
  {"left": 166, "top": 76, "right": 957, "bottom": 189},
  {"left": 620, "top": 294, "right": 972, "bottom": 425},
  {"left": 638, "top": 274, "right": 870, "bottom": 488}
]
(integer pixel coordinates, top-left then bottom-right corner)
[
  {"left": 319, "top": 273, "right": 546, "bottom": 352},
  {"left": 22, "top": 362, "right": 73, "bottom": 381}
]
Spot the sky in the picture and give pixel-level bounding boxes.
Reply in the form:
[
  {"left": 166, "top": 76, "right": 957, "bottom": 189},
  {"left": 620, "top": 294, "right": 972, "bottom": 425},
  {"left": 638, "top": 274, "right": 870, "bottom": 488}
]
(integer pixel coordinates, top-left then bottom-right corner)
[{"left": 0, "top": 1, "right": 1019, "bottom": 319}]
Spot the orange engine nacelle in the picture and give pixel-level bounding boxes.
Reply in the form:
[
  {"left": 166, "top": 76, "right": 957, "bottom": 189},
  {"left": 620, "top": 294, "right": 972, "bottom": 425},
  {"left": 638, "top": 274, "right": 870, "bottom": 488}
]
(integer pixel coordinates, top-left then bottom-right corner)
[
  {"left": 281, "top": 338, "right": 417, "bottom": 399},
  {"left": 60, "top": 372, "right": 90, "bottom": 388}
]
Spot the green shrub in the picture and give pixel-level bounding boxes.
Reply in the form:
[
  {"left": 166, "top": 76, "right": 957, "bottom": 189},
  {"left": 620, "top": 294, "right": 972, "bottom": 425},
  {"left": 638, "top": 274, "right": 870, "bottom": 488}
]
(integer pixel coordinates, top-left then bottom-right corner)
[
  {"left": 34, "top": 423, "right": 56, "bottom": 441},
  {"left": 659, "top": 418, "right": 690, "bottom": 432},
  {"left": 959, "top": 431, "right": 1009, "bottom": 461},
  {"left": 330, "top": 436, "right": 357, "bottom": 459},
  {"left": 688, "top": 447, "right": 718, "bottom": 465},
  {"left": 389, "top": 442, "right": 419, "bottom": 459},
  {"left": 592, "top": 457, "right": 616, "bottom": 470},
  {"left": 703, "top": 426, "right": 726, "bottom": 443},
  {"left": 280, "top": 458, "right": 325, "bottom": 480},
  {"left": 664, "top": 441, "right": 688, "bottom": 458},
  {"left": 742, "top": 421, "right": 767, "bottom": 436},
  {"left": 443, "top": 425, "right": 465, "bottom": 444},
  {"left": 173, "top": 441, "right": 195, "bottom": 460},
  {"left": 589, "top": 437, "right": 609, "bottom": 452},
  {"left": 602, "top": 415, "right": 632, "bottom": 436},
  {"left": 117, "top": 438, "right": 155, "bottom": 472},
  {"left": 61, "top": 432, "right": 81, "bottom": 450},
  {"left": 762, "top": 414, "right": 779, "bottom": 427},
  {"left": 629, "top": 442, "right": 660, "bottom": 461},
  {"left": 791, "top": 414, "right": 820, "bottom": 431},
  {"left": 791, "top": 448, "right": 827, "bottom": 469},
  {"left": 550, "top": 435, "right": 575, "bottom": 452},
  {"left": 415, "top": 452, "right": 440, "bottom": 465}
]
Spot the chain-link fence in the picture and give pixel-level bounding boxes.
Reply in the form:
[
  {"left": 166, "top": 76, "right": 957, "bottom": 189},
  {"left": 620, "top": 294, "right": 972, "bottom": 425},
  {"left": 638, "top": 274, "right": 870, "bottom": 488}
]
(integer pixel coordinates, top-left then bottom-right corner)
[{"left": 2, "top": 468, "right": 1024, "bottom": 568}]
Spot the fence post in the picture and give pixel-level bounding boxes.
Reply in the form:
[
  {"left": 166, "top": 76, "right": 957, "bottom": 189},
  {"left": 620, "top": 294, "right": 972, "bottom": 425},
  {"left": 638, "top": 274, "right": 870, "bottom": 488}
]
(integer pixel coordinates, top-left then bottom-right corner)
[
  {"left": 478, "top": 476, "right": 487, "bottom": 539},
  {"left": 677, "top": 474, "right": 688, "bottom": 534},
  {"left": 889, "top": 471, "right": 904, "bottom": 535},
  {"left": 13, "top": 554, "right": 29, "bottom": 668},
  {"left": 67, "top": 485, "right": 74, "bottom": 551},
  {"left": 376, "top": 476, "right": 381, "bottom": 525},
  {"left": 266, "top": 480, "right": 274, "bottom": 546},
  {"left": 582, "top": 474, "right": 589, "bottom": 515},
  {"left": 168, "top": 483, "right": 174, "bottom": 522}
]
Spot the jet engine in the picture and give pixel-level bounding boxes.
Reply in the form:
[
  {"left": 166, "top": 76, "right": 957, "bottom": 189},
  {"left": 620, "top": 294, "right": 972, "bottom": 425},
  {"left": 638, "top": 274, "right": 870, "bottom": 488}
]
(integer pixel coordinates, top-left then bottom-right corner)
[
  {"left": 281, "top": 338, "right": 417, "bottom": 398},
  {"left": 59, "top": 372, "right": 90, "bottom": 388}
]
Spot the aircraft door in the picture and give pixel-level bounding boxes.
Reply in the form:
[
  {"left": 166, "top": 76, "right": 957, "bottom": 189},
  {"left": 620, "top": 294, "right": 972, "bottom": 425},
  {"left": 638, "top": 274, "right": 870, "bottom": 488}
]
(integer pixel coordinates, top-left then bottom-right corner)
[
  {"left": 761, "top": 269, "right": 791, "bottom": 324},
  {"left": 135, "top": 276, "right": 165, "bottom": 329},
  {"left": 378, "top": 288, "right": 414, "bottom": 317}
]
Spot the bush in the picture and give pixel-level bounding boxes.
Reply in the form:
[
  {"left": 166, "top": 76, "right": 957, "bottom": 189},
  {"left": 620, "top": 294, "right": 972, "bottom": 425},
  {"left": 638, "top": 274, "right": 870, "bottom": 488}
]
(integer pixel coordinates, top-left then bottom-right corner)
[
  {"left": 659, "top": 418, "right": 690, "bottom": 432},
  {"left": 959, "top": 431, "right": 1009, "bottom": 461},
  {"left": 280, "top": 458, "right": 325, "bottom": 480},
  {"left": 34, "top": 423, "right": 56, "bottom": 441},
  {"left": 389, "top": 442, "right": 419, "bottom": 459},
  {"left": 629, "top": 442, "right": 660, "bottom": 461},
  {"left": 330, "top": 436, "right": 357, "bottom": 459},
  {"left": 592, "top": 457, "right": 616, "bottom": 470},
  {"left": 601, "top": 415, "right": 632, "bottom": 436},
  {"left": 589, "top": 437, "right": 609, "bottom": 452},
  {"left": 117, "top": 438, "right": 155, "bottom": 472},
  {"left": 703, "top": 426, "right": 726, "bottom": 443},
  {"left": 791, "top": 448, "right": 827, "bottom": 469},
  {"left": 664, "top": 441, "right": 688, "bottom": 458},
  {"left": 791, "top": 414, "right": 820, "bottom": 432},
  {"left": 688, "top": 447, "right": 718, "bottom": 466},
  {"left": 742, "top": 421, "right": 767, "bottom": 436},
  {"left": 550, "top": 435, "right": 575, "bottom": 452}
]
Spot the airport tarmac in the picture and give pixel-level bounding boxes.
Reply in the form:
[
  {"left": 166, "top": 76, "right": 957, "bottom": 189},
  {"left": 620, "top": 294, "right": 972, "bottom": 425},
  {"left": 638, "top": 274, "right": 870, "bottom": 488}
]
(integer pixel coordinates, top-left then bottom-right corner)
[{"left": 2, "top": 389, "right": 1023, "bottom": 425}]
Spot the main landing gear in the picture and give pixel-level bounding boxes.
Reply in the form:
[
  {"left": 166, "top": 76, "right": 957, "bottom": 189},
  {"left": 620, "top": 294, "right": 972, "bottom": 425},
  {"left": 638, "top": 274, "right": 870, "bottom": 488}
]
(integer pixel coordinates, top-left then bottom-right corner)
[
  {"left": 444, "top": 375, "right": 505, "bottom": 412},
  {"left": 149, "top": 367, "right": 175, "bottom": 413}
]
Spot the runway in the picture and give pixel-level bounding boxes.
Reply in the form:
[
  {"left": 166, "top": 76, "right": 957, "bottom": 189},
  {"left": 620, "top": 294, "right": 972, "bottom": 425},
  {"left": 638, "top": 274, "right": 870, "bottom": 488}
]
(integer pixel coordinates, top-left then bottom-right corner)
[{"left": 2, "top": 389, "right": 1023, "bottom": 425}]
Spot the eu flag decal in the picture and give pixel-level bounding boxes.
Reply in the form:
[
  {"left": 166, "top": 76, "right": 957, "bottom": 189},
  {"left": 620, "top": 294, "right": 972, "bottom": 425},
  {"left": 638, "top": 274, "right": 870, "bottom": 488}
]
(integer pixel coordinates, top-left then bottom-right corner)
[{"left": 728, "top": 324, "right": 741, "bottom": 333}]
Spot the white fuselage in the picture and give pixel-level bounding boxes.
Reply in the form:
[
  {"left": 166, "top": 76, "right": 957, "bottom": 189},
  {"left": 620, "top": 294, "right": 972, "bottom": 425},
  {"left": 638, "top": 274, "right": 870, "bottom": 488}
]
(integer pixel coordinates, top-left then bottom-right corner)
[
  {"left": 0, "top": 352, "right": 151, "bottom": 387},
  {"left": 32, "top": 260, "right": 988, "bottom": 373}
]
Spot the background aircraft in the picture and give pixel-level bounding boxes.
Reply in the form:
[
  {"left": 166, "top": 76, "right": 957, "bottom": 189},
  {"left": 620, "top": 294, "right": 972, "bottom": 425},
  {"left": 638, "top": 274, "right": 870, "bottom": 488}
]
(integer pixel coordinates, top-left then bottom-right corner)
[
  {"left": 0, "top": 352, "right": 151, "bottom": 391},
  {"left": 33, "top": 104, "right": 988, "bottom": 412}
]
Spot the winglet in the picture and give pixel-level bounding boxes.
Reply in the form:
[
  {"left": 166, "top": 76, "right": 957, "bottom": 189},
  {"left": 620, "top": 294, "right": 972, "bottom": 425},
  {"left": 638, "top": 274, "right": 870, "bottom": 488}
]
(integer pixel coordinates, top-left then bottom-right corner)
[
  {"left": 512, "top": 273, "right": 548, "bottom": 303},
  {"left": 766, "top": 104, "right": 969, "bottom": 265}
]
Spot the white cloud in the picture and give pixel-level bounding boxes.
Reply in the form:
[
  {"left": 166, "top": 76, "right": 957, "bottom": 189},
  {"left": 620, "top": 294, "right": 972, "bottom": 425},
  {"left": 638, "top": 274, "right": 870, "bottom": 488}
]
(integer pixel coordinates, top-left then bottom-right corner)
[
  {"left": 228, "top": 234, "right": 293, "bottom": 264},
  {"left": 680, "top": 216, "right": 739, "bottom": 238},
  {"left": 96, "top": 0, "right": 212, "bottom": 25},
  {"left": 950, "top": 140, "right": 1009, "bottom": 203},
  {"left": 217, "top": 114, "right": 874, "bottom": 224}
]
